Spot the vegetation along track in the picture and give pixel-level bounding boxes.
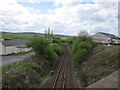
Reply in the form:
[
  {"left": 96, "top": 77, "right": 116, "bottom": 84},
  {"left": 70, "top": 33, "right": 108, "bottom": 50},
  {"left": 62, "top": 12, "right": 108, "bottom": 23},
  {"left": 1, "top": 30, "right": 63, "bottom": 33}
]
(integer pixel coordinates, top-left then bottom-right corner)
[{"left": 52, "top": 44, "right": 75, "bottom": 89}]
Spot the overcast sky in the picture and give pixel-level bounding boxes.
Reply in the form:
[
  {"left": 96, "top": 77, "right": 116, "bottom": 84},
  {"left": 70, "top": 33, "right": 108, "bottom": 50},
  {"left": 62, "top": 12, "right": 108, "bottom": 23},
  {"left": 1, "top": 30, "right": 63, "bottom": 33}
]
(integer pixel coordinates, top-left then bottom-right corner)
[{"left": 0, "top": 0, "right": 119, "bottom": 36}]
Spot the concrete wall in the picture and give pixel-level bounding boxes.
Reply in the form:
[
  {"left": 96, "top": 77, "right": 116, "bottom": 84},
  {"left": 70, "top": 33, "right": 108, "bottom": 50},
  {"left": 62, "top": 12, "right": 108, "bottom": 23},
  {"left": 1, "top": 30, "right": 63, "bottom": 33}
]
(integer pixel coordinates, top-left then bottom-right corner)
[
  {"left": 24, "top": 48, "right": 31, "bottom": 52},
  {"left": 14, "top": 47, "right": 18, "bottom": 54},
  {"left": 91, "top": 33, "right": 112, "bottom": 44},
  {"left": 0, "top": 43, "right": 5, "bottom": 55},
  {"left": 5, "top": 46, "right": 14, "bottom": 55},
  {"left": 14, "top": 47, "right": 32, "bottom": 54},
  {"left": 0, "top": 42, "right": 32, "bottom": 55},
  {"left": 17, "top": 48, "right": 21, "bottom": 53},
  {"left": 112, "top": 39, "right": 120, "bottom": 44}
]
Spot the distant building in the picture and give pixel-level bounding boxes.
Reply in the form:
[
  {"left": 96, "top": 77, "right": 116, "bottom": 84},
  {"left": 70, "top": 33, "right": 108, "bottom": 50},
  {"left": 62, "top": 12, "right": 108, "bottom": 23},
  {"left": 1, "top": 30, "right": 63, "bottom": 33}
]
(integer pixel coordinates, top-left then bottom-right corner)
[
  {"left": 0, "top": 39, "right": 32, "bottom": 55},
  {"left": 91, "top": 32, "right": 120, "bottom": 45}
]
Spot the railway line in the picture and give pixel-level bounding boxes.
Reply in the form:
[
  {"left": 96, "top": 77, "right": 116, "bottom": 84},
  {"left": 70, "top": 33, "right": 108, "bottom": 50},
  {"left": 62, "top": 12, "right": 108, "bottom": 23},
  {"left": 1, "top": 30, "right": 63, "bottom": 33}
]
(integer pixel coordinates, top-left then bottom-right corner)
[{"left": 52, "top": 45, "right": 74, "bottom": 89}]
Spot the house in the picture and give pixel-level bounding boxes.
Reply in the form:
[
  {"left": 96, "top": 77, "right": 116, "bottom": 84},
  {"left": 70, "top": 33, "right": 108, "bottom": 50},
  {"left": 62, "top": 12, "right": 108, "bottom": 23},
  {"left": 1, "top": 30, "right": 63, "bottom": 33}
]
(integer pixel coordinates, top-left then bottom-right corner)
[
  {"left": 0, "top": 39, "right": 32, "bottom": 55},
  {"left": 91, "top": 32, "right": 120, "bottom": 45}
]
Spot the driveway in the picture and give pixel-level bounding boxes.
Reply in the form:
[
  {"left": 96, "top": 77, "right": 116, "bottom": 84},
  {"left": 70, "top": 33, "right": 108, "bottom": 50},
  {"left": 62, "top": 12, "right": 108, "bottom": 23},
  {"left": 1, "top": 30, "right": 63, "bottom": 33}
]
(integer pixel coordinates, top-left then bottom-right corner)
[{"left": 0, "top": 52, "right": 35, "bottom": 66}]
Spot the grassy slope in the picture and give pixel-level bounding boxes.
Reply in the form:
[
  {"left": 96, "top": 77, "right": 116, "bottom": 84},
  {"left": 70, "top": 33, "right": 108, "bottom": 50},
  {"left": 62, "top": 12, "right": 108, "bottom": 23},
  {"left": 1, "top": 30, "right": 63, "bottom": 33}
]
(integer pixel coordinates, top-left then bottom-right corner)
[
  {"left": 2, "top": 34, "right": 32, "bottom": 40},
  {"left": 0, "top": 32, "right": 72, "bottom": 40},
  {"left": 2, "top": 56, "right": 51, "bottom": 88},
  {"left": 8, "top": 51, "right": 33, "bottom": 56},
  {"left": 75, "top": 45, "right": 119, "bottom": 88}
]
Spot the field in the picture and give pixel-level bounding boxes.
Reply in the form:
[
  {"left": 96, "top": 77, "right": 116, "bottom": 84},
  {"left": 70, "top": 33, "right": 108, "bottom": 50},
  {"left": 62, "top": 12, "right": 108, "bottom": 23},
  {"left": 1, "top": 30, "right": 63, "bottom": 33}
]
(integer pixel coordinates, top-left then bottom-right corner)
[
  {"left": 2, "top": 34, "right": 33, "bottom": 40},
  {"left": 0, "top": 32, "right": 71, "bottom": 40}
]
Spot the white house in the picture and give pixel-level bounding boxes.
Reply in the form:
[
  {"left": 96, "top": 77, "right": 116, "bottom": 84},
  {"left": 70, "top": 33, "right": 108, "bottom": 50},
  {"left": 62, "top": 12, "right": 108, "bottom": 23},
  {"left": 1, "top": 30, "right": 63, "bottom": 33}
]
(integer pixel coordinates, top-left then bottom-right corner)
[
  {"left": 91, "top": 32, "right": 120, "bottom": 45},
  {"left": 0, "top": 40, "right": 32, "bottom": 55}
]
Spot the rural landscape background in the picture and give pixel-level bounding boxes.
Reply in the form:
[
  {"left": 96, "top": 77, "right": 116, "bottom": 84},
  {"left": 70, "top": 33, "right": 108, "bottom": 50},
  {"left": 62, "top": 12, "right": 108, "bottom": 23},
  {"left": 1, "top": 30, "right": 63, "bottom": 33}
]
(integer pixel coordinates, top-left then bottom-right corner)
[{"left": 0, "top": 0, "right": 120, "bottom": 89}]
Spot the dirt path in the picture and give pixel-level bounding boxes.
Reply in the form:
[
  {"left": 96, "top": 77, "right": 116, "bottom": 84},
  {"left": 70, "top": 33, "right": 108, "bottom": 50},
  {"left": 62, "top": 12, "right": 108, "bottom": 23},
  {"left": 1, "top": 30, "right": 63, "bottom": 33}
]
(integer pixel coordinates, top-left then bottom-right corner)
[{"left": 41, "top": 45, "right": 76, "bottom": 88}]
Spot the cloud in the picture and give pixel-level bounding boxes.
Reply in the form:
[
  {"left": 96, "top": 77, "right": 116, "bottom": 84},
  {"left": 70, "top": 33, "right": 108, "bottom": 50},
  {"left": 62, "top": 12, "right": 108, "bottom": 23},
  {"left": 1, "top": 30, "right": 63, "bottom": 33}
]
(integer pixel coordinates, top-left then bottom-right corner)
[
  {"left": 54, "top": 0, "right": 83, "bottom": 7},
  {"left": 16, "top": 0, "right": 53, "bottom": 3},
  {"left": 0, "top": 0, "right": 118, "bottom": 36}
]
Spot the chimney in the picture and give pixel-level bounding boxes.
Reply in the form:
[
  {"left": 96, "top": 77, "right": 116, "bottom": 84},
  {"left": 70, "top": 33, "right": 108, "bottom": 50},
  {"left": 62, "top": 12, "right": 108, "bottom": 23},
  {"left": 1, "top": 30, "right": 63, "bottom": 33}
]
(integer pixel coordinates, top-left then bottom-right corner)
[{"left": 4, "top": 38, "right": 11, "bottom": 40}]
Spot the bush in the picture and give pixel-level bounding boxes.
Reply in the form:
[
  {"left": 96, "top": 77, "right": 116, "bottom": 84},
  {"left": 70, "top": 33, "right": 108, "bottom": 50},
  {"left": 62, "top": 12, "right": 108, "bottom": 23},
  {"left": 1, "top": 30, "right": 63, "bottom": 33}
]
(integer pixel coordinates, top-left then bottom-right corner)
[
  {"left": 72, "top": 36, "right": 94, "bottom": 64},
  {"left": 51, "top": 43, "right": 63, "bottom": 55},
  {"left": 27, "top": 38, "right": 50, "bottom": 55},
  {"left": 27, "top": 38, "right": 58, "bottom": 66},
  {"left": 52, "top": 37, "right": 61, "bottom": 44},
  {"left": 74, "top": 49, "right": 88, "bottom": 64},
  {"left": 45, "top": 46, "right": 58, "bottom": 66}
]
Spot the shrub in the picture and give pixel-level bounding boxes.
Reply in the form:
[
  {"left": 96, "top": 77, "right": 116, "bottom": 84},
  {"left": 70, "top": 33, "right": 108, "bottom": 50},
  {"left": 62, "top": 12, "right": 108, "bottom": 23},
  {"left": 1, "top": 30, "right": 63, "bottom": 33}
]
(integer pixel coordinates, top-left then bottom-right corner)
[
  {"left": 52, "top": 37, "right": 61, "bottom": 44},
  {"left": 27, "top": 38, "right": 50, "bottom": 55},
  {"left": 51, "top": 43, "right": 63, "bottom": 55},
  {"left": 72, "top": 36, "right": 94, "bottom": 64},
  {"left": 27, "top": 38, "right": 58, "bottom": 66},
  {"left": 74, "top": 49, "right": 88, "bottom": 64},
  {"left": 45, "top": 46, "right": 58, "bottom": 66}
]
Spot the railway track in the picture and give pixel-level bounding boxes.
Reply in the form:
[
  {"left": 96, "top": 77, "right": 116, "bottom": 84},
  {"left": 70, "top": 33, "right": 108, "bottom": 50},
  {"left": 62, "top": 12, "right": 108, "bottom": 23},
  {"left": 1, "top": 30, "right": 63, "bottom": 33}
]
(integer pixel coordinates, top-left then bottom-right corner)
[{"left": 52, "top": 45, "right": 72, "bottom": 89}]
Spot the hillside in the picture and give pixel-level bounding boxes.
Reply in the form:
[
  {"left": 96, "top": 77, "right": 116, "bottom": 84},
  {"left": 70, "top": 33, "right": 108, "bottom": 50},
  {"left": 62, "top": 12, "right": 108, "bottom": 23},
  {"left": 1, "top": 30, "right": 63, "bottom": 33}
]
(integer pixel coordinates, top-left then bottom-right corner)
[
  {"left": 75, "top": 45, "right": 119, "bottom": 88},
  {"left": 0, "top": 32, "right": 72, "bottom": 40}
]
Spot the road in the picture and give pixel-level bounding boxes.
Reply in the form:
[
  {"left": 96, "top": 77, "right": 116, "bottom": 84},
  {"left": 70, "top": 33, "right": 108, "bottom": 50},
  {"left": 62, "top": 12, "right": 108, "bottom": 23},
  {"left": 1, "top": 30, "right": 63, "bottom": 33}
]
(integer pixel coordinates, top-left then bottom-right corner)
[{"left": 1, "top": 52, "right": 35, "bottom": 66}]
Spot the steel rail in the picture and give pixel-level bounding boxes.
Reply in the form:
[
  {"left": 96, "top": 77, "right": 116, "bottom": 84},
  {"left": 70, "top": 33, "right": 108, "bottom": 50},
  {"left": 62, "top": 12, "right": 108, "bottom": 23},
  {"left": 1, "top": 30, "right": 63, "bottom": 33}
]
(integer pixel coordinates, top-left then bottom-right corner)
[
  {"left": 52, "top": 54, "right": 65, "bottom": 90},
  {"left": 52, "top": 46, "right": 69, "bottom": 90},
  {"left": 62, "top": 54, "right": 68, "bottom": 89}
]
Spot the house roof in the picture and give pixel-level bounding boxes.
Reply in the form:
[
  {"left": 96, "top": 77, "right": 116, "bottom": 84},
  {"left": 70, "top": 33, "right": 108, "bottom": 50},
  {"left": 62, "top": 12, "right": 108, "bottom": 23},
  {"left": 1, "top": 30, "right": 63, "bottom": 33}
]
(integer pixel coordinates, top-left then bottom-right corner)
[
  {"left": 0, "top": 40, "right": 27, "bottom": 47},
  {"left": 99, "top": 32, "right": 120, "bottom": 39}
]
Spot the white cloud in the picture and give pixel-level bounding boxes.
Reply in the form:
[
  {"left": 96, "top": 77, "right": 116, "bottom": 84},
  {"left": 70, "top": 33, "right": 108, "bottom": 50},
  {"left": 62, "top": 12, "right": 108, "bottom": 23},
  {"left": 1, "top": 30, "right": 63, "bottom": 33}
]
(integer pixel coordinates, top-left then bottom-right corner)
[
  {"left": 0, "top": 0, "right": 118, "bottom": 36},
  {"left": 54, "top": 0, "right": 84, "bottom": 7},
  {"left": 16, "top": 0, "right": 53, "bottom": 3}
]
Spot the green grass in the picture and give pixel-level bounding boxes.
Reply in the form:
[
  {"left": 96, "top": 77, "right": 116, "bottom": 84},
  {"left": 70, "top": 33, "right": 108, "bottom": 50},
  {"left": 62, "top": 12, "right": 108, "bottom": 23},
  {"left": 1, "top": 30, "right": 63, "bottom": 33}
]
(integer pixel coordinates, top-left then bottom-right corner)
[
  {"left": 1, "top": 58, "right": 44, "bottom": 74},
  {"left": 1, "top": 59, "right": 35, "bottom": 73},
  {"left": 2, "top": 58, "right": 48, "bottom": 88},
  {"left": 8, "top": 51, "right": 33, "bottom": 56},
  {"left": 2, "top": 34, "right": 33, "bottom": 40},
  {"left": 61, "top": 38, "right": 67, "bottom": 40},
  {"left": 1, "top": 62, "right": 23, "bottom": 73},
  {"left": 100, "top": 70, "right": 114, "bottom": 77}
]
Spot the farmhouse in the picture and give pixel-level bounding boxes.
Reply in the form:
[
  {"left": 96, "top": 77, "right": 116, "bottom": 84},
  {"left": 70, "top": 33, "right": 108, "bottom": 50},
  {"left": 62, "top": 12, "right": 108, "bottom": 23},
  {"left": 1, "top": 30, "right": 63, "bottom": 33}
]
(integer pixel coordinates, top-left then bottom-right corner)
[
  {"left": 91, "top": 32, "right": 120, "bottom": 45},
  {"left": 0, "top": 39, "right": 32, "bottom": 55}
]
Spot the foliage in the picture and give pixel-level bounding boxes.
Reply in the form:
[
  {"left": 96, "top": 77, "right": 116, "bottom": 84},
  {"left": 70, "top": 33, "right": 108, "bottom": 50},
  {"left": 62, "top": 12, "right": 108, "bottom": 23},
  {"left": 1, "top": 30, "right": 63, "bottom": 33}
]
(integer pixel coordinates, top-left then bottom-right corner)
[
  {"left": 63, "top": 37, "right": 74, "bottom": 48},
  {"left": 2, "top": 58, "right": 48, "bottom": 88},
  {"left": 72, "top": 36, "right": 94, "bottom": 64},
  {"left": 45, "top": 45, "right": 58, "bottom": 66},
  {"left": 27, "top": 38, "right": 63, "bottom": 66},
  {"left": 51, "top": 43, "right": 63, "bottom": 55},
  {"left": 74, "top": 45, "right": 119, "bottom": 88},
  {"left": 52, "top": 37, "right": 61, "bottom": 44},
  {"left": 27, "top": 38, "right": 50, "bottom": 55}
]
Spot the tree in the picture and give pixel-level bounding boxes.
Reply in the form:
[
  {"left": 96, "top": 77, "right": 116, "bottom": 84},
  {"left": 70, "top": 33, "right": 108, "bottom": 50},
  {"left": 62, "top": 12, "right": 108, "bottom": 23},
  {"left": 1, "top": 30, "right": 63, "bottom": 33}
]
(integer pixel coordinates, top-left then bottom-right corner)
[
  {"left": 48, "top": 27, "right": 50, "bottom": 35},
  {"left": 27, "top": 38, "right": 50, "bottom": 55},
  {"left": 78, "top": 30, "right": 89, "bottom": 37}
]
